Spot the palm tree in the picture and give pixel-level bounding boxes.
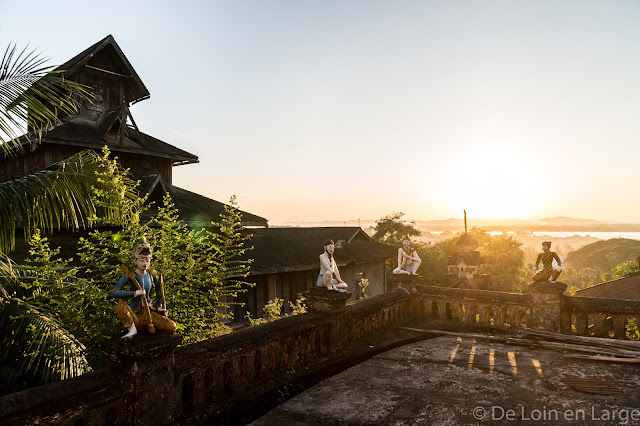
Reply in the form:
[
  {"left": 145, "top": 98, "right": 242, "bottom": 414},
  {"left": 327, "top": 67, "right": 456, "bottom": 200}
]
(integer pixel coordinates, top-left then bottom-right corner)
[
  {"left": 0, "top": 43, "right": 133, "bottom": 387},
  {"left": 0, "top": 43, "right": 91, "bottom": 152}
]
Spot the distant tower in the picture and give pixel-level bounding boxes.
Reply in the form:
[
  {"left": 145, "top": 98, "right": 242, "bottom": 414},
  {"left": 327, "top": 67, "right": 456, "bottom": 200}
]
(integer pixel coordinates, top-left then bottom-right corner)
[{"left": 443, "top": 211, "right": 491, "bottom": 290}]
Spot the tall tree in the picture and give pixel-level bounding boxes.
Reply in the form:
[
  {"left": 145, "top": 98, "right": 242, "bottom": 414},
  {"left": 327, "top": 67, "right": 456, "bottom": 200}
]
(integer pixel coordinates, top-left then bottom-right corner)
[{"left": 372, "top": 212, "right": 421, "bottom": 246}]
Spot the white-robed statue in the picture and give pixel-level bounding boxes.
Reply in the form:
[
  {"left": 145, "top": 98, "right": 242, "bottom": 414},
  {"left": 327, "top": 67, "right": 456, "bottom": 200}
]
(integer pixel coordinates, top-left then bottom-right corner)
[
  {"left": 393, "top": 239, "right": 421, "bottom": 275},
  {"left": 316, "top": 239, "right": 348, "bottom": 292}
]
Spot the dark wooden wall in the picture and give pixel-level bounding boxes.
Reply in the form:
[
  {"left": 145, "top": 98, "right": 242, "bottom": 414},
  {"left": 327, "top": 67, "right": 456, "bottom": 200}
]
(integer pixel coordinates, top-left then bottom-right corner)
[{"left": 0, "top": 144, "right": 173, "bottom": 184}]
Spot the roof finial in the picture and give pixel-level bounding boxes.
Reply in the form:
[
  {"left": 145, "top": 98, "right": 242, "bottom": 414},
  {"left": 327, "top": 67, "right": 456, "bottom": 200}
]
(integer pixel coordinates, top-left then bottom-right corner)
[{"left": 464, "top": 210, "right": 467, "bottom": 234}]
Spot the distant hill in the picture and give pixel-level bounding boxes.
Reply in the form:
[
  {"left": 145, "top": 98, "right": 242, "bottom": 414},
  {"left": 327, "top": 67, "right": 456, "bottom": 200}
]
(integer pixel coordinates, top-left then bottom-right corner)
[
  {"left": 565, "top": 238, "right": 640, "bottom": 271},
  {"left": 272, "top": 217, "right": 640, "bottom": 232}
]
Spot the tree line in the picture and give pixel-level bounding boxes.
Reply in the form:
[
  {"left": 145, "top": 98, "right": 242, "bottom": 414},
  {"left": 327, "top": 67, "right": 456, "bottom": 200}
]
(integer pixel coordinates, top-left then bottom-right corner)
[
  {"left": 370, "top": 212, "right": 528, "bottom": 292},
  {"left": 371, "top": 213, "right": 640, "bottom": 295}
]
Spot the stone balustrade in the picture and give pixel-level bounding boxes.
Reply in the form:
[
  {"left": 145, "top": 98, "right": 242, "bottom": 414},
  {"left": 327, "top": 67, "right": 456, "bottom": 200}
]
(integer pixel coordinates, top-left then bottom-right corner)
[
  {"left": 562, "top": 295, "right": 640, "bottom": 339},
  {"left": 413, "top": 281, "right": 640, "bottom": 341},
  {"left": 0, "top": 288, "right": 412, "bottom": 425},
  {"left": 414, "top": 285, "right": 532, "bottom": 329},
  {"left": 2, "top": 281, "right": 639, "bottom": 425}
]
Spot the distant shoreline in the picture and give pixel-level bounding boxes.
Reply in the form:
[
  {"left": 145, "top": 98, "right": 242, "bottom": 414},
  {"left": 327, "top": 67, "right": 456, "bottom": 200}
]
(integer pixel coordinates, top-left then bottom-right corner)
[
  {"left": 271, "top": 216, "right": 640, "bottom": 232},
  {"left": 433, "top": 225, "right": 640, "bottom": 233},
  {"left": 271, "top": 223, "right": 640, "bottom": 233},
  {"left": 430, "top": 224, "right": 640, "bottom": 234}
]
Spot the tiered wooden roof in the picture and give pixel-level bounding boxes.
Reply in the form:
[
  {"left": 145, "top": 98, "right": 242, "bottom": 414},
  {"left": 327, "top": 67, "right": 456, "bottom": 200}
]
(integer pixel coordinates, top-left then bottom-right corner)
[{"left": 247, "top": 227, "right": 396, "bottom": 274}]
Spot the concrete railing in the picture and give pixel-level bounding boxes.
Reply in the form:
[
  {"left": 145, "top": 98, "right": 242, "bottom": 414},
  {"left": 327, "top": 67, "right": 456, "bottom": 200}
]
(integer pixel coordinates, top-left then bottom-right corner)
[
  {"left": 562, "top": 295, "right": 640, "bottom": 339},
  {"left": 0, "top": 288, "right": 412, "bottom": 425},
  {"left": 415, "top": 285, "right": 532, "bottom": 329},
  {"left": 2, "top": 280, "right": 639, "bottom": 425},
  {"left": 413, "top": 280, "right": 640, "bottom": 340},
  {"left": 171, "top": 288, "right": 411, "bottom": 423}
]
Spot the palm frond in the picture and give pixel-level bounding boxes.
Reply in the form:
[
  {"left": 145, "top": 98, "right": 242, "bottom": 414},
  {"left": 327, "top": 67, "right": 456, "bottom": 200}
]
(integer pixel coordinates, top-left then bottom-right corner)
[
  {"left": 0, "top": 296, "right": 89, "bottom": 383},
  {"left": 0, "top": 150, "right": 131, "bottom": 253},
  {"left": 0, "top": 43, "right": 92, "bottom": 153},
  {"left": 0, "top": 255, "right": 17, "bottom": 302}
]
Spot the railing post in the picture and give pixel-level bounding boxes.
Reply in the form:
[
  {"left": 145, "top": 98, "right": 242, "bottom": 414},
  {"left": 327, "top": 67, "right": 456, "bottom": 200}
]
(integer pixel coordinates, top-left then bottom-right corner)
[
  {"left": 613, "top": 315, "right": 627, "bottom": 340},
  {"left": 387, "top": 274, "right": 421, "bottom": 292},
  {"left": 527, "top": 281, "right": 567, "bottom": 332},
  {"left": 303, "top": 288, "right": 352, "bottom": 312},
  {"left": 575, "top": 313, "right": 589, "bottom": 336},
  {"left": 303, "top": 288, "right": 353, "bottom": 354},
  {"left": 103, "top": 334, "right": 182, "bottom": 425},
  {"left": 559, "top": 310, "right": 572, "bottom": 334}
]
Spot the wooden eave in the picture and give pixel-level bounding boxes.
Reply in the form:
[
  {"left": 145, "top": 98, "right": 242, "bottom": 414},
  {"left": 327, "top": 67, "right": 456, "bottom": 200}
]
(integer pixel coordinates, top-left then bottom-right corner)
[{"left": 38, "top": 137, "right": 196, "bottom": 165}]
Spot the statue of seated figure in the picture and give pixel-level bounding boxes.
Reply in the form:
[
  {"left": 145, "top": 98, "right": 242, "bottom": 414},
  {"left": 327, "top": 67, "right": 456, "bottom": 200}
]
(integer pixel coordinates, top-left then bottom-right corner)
[
  {"left": 393, "top": 240, "right": 421, "bottom": 275},
  {"left": 532, "top": 241, "right": 563, "bottom": 283},
  {"left": 316, "top": 239, "right": 348, "bottom": 292},
  {"left": 108, "top": 238, "right": 177, "bottom": 338}
]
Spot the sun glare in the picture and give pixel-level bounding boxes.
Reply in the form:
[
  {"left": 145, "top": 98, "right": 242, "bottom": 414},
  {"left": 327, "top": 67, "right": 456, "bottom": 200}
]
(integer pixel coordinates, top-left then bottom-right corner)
[{"left": 434, "top": 143, "right": 540, "bottom": 219}]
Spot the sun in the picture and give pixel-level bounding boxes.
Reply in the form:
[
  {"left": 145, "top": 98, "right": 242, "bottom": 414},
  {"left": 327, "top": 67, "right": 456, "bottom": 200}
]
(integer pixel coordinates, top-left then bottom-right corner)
[{"left": 434, "top": 143, "right": 541, "bottom": 219}]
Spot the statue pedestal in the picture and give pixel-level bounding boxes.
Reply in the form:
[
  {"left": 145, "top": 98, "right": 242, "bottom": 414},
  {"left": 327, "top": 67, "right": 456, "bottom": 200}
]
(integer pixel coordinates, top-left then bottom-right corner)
[
  {"left": 303, "top": 287, "right": 352, "bottom": 312},
  {"left": 527, "top": 281, "right": 567, "bottom": 332},
  {"left": 388, "top": 274, "right": 421, "bottom": 292},
  {"left": 103, "top": 334, "right": 182, "bottom": 425}
]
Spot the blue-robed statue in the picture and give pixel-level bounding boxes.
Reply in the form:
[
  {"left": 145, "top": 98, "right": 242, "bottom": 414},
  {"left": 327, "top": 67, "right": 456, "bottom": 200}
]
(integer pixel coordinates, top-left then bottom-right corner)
[{"left": 108, "top": 238, "right": 177, "bottom": 338}]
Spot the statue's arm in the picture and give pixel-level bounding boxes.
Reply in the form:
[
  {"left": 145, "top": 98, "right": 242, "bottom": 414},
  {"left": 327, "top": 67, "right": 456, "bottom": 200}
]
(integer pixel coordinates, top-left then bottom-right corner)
[
  {"left": 398, "top": 248, "right": 405, "bottom": 266},
  {"left": 535, "top": 254, "right": 542, "bottom": 269},
  {"left": 554, "top": 252, "right": 562, "bottom": 266},
  {"left": 410, "top": 250, "right": 421, "bottom": 261},
  {"left": 334, "top": 262, "right": 343, "bottom": 282},
  {"left": 108, "top": 274, "right": 136, "bottom": 298},
  {"left": 319, "top": 254, "right": 332, "bottom": 272}
]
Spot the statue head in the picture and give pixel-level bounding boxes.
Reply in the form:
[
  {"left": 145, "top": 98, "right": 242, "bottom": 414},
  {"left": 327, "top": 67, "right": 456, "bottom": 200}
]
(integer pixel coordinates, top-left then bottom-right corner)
[
  {"left": 542, "top": 241, "right": 551, "bottom": 251},
  {"left": 402, "top": 239, "right": 412, "bottom": 250},
  {"left": 323, "top": 239, "right": 335, "bottom": 255},
  {"left": 133, "top": 237, "right": 153, "bottom": 259},
  {"left": 133, "top": 238, "right": 152, "bottom": 272}
]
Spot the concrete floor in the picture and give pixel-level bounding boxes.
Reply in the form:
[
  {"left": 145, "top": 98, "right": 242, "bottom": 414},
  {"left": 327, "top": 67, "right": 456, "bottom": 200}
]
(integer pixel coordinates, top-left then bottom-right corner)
[{"left": 252, "top": 335, "right": 640, "bottom": 425}]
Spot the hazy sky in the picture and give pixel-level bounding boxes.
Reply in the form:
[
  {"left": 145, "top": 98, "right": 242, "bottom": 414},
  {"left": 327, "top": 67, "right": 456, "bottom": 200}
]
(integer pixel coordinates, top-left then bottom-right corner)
[{"left": 2, "top": 1, "right": 639, "bottom": 223}]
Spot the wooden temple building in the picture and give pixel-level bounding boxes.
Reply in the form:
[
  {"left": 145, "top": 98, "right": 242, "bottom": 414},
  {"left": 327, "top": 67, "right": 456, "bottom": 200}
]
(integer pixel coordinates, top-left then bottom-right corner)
[
  {"left": 3, "top": 35, "right": 395, "bottom": 322},
  {"left": 443, "top": 213, "right": 491, "bottom": 290}
]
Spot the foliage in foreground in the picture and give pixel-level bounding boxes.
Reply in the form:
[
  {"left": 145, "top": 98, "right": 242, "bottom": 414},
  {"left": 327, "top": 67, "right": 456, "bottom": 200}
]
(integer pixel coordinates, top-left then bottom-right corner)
[
  {"left": 0, "top": 149, "right": 137, "bottom": 392},
  {"left": 246, "top": 296, "right": 307, "bottom": 326},
  {"left": 3, "top": 148, "right": 253, "bottom": 388},
  {"left": 358, "top": 278, "right": 370, "bottom": 298}
]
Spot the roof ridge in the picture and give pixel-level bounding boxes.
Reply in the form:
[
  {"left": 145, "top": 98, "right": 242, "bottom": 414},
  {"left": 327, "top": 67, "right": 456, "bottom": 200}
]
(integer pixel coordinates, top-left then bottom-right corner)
[{"left": 54, "top": 35, "right": 150, "bottom": 104}]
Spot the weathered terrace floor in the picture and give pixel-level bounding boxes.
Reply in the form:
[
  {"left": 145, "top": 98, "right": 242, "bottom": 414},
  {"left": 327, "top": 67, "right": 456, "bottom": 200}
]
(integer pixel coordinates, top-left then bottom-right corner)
[{"left": 252, "top": 333, "right": 640, "bottom": 425}]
